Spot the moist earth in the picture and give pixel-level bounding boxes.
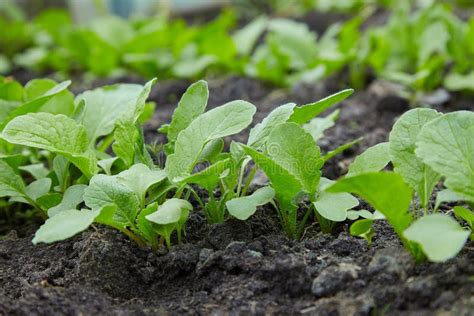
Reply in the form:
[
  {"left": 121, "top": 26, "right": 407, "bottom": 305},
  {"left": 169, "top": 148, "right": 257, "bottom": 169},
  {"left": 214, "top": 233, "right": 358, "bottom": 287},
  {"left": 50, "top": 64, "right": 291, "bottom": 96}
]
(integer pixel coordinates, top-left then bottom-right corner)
[{"left": 0, "top": 76, "right": 473, "bottom": 315}]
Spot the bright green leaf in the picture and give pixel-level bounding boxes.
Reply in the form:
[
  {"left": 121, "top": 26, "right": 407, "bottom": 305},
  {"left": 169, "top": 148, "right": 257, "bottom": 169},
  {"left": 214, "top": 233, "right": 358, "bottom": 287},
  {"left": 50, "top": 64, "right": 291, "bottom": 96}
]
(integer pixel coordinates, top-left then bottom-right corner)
[
  {"left": 289, "top": 89, "right": 353, "bottom": 124},
  {"left": 227, "top": 186, "right": 275, "bottom": 220},
  {"left": 241, "top": 144, "right": 301, "bottom": 210},
  {"left": 1, "top": 113, "right": 97, "bottom": 178},
  {"left": 48, "top": 184, "right": 87, "bottom": 217},
  {"left": 328, "top": 172, "right": 413, "bottom": 240},
  {"left": 76, "top": 83, "right": 147, "bottom": 144},
  {"left": 303, "top": 110, "right": 339, "bottom": 142},
  {"left": 267, "top": 122, "right": 321, "bottom": 194},
  {"left": 146, "top": 198, "right": 193, "bottom": 225},
  {"left": 165, "top": 100, "right": 255, "bottom": 181},
  {"left": 33, "top": 209, "right": 100, "bottom": 244},
  {"left": 404, "top": 214, "right": 470, "bottom": 262},
  {"left": 416, "top": 111, "right": 474, "bottom": 201},
  {"left": 347, "top": 142, "right": 390, "bottom": 177},
  {"left": 313, "top": 178, "right": 359, "bottom": 222},
  {"left": 0, "top": 159, "right": 25, "bottom": 198},
  {"left": 116, "top": 164, "right": 167, "bottom": 201},
  {"left": 166, "top": 80, "right": 208, "bottom": 143},
  {"left": 247, "top": 103, "right": 295, "bottom": 149},
  {"left": 84, "top": 174, "right": 140, "bottom": 228},
  {"left": 389, "top": 108, "right": 442, "bottom": 208}
]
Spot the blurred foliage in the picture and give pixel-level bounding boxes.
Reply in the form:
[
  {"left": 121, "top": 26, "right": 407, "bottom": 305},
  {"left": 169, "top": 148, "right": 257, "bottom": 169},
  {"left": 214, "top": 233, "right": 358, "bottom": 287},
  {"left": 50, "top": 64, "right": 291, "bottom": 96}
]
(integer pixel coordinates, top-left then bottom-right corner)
[{"left": 0, "top": 0, "right": 473, "bottom": 96}]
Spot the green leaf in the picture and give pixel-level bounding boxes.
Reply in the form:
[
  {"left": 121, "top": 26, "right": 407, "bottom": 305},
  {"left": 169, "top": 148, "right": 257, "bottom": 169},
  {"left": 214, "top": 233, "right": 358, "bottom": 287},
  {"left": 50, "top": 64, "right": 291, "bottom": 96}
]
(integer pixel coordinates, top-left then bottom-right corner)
[
  {"left": 415, "top": 111, "right": 474, "bottom": 201},
  {"left": 116, "top": 164, "right": 167, "bottom": 201},
  {"left": 165, "top": 100, "right": 255, "bottom": 181},
  {"left": 0, "top": 78, "right": 23, "bottom": 100},
  {"left": 328, "top": 172, "right": 413, "bottom": 240},
  {"left": 0, "top": 159, "right": 25, "bottom": 198},
  {"left": 166, "top": 80, "right": 208, "bottom": 144},
  {"left": 97, "top": 157, "right": 119, "bottom": 175},
  {"left": 454, "top": 206, "right": 474, "bottom": 228},
  {"left": 23, "top": 79, "right": 74, "bottom": 116},
  {"left": 403, "top": 214, "right": 470, "bottom": 262},
  {"left": 112, "top": 119, "right": 140, "bottom": 167},
  {"left": 76, "top": 82, "right": 150, "bottom": 144},
  {"left": 48, "top": 184, "right": 87, "bottom": 217},
  {"left": 267, "top": 122, "right": 321, "bottom": 194},
  {"left": 227, "top": 186, "right": 275, "bottom": 220},
  {"left": 241, "top": 144, "right": 301, "bottom": 210},
  {"left": 146, "top": 198, "right": 193, "bottom": 225},
  {"left": 0, "top": 80, "right": 71, "bottom": 129},
  {"left": 347, "top": 142, "right": 390, "bottom": 177},
  {"left": 303, "top": 110, "right": 339, "bottom": 142},
  {"left": 322, "top": 138, "right": 362, "bottom": 163},
  {"left": 1, "top": 113, "right": 97, "bottom": 178},
  {"left": 389, "top": 108, "right": 442, "bottom": 208},
  {"left": 267, "top": 18, "right": 318, "bottom": 68},
  {"left": 198, "top": 138, "right": 224, "bottom": 163},
  {"left": 444, "top": 72, "right": 474, "bottom": 91},
  {"left": 435, "top": 189, "right": 470, "bottom": 211},
  {"left": 36, "top": 193, "right": 62, "bottom": 211},
  {"left": 136, "top": 202, "right": 159, "bottom": 244},
  {"left": 18, "top": 163, "right": 49, "bottom": 180},
  {"left": 454, "top": 206, "right": 473, "bottom": 228},
  {"left": 138, "top": 102, "right": 156, "bottom": 124},
  {"left": 179, "top": 158, "right": 232, "bottom": 191},
  {"left": 53, "top": 155, "right": 69, "bottom": 191},
  {"left": 350, "top": 219, "right": 375, "bottom": 244},
  {"left": 247, "top": 103, "right": 295, "bottom": 149},
  {"left": 84, "top": 174, "right": 140, "bottom": 228},
  {"left": 288, "top": 89, "right": 354, "bottom": 124},
  {"left": 173, "top": 55, "right": 217, "bottom": 78},
  {"left": 313, "top": 178, "right": 359, "bottom": 222},
  {"left": 347, "top": 209, "right": 379, "bottom": 221},
  {"left": 33, "top": 208, "right": 100, "bottom": 244},
  {"left": 25, "top": 178, "right": 51, "bottom": 201},
  {"left": 233, "top": 16, "right": 268, "bottom": 56},
  {"left": 89, "top": 15, "right": 134, "bottom": 49}
]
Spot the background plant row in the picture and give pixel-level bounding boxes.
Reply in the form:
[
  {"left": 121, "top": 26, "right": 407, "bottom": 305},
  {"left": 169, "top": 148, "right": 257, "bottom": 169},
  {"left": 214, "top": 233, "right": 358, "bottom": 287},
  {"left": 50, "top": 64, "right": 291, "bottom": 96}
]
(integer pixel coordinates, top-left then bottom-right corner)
[
  {"left": 1, "top": 0, "right": 474, "bottom": 95},
  {"left": 0, "top": 77, "right": 472, "bottom": 263}
]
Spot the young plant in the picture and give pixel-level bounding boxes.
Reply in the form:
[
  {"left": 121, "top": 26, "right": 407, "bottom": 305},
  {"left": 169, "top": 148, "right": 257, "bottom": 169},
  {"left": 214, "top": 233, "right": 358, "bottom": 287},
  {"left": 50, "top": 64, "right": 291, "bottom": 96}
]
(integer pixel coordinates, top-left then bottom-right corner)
[
  {"left": 333, "top": 108, "right": 473, "bottom": 262},
  {"left": 228, "top": 89, "right": 360, "bottom": 238},
  {"left": 21, "top": 80, "right": 257, "bottom": 249},
  {"left": 0, "top": 78, "right": 156, "bottom": 232},
  {"left": 161, "top": 80, "right": 257, "bottom": 224}
]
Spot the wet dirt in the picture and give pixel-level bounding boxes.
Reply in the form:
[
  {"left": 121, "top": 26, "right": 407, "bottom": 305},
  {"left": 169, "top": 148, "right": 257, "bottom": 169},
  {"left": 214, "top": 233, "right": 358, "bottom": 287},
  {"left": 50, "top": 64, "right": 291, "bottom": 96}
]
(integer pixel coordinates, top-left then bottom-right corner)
[{"left": 1, "top": 74, "right": 473, "bottom": 315}]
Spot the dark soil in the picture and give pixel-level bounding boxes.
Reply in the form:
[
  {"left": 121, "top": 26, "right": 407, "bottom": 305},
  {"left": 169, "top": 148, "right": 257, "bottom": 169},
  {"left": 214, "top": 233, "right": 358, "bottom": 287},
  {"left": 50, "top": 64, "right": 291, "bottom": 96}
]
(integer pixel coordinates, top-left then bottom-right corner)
[
  {"left": 1, "top": 74, "right": 473, "bottom": 315},
  {"left": 1, "top": 213, "right": 473, "bottom": 315}
]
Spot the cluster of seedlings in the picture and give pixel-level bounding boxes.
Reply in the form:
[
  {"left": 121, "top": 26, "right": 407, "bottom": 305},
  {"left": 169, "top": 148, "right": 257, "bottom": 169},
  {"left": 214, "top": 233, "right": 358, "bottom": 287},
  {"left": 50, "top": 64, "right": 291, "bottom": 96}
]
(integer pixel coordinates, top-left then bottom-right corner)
[
  {"left": 0, "top": 77, "right": 472, "bottom": 263},
  {"left": 1, "top": 2, "right": 474, "bottom": 94}
]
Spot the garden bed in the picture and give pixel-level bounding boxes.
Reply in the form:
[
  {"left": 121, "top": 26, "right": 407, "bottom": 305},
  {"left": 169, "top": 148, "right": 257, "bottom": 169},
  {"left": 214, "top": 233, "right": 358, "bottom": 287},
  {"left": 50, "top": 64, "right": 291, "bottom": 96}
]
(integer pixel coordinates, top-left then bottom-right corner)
[{"left": 1, "top": 75, "right": 473, "bottom": 315}]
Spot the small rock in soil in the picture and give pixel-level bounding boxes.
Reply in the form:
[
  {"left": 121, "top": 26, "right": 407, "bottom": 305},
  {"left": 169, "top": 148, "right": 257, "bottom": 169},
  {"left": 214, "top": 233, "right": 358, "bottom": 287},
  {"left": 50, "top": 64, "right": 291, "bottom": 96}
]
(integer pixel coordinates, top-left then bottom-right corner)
[
  {"left": 311, "top": 263, "right": 361, "bottom": 297},
  {"left": 368, "top": 248, "right": 414, "bottom": 282}
]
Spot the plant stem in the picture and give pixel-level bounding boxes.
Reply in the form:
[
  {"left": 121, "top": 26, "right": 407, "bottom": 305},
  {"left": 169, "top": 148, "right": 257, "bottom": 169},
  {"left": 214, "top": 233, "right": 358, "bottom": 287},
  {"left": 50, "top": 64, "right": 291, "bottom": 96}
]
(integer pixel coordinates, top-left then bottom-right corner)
[
  {"left": 241, "top": 165, "right": 257, "bottom": 197},
  {"left": 25, "top": 196, "right": 47, "bottom": 220},
  {"left": 236, "top": 159, "right": 250, "bottom": 197},
  {"left": 118, "top": 228, "right": 147, "bottom": 247},
  {"left": 296, "top": 207, "right": 313, "bottom": 239},
  {"left": 97, "top": 134, "right": 114, "bottom": 152},
  {"left": 187, "top": 187, "right": 205, "bottom": 210}
]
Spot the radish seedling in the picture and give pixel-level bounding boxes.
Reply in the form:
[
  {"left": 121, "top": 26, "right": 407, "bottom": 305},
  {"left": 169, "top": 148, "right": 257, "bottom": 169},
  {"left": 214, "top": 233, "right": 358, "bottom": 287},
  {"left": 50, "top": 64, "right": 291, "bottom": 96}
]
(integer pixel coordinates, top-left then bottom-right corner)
[{"left": 333, "top": 109, "right": 473, "bottom": 262}]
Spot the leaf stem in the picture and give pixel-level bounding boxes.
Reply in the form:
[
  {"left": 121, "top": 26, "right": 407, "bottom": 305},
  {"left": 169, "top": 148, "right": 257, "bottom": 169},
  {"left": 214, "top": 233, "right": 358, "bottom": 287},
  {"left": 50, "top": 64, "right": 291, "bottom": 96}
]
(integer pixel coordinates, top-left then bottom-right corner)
[
  {"left": 119, "top": 227, "right": 147, "bottom": 247},
  {"left": 97, "top": 134, "right": 114, "bottom": 152},
  {"left": 241, "top": 165, "right": 257, "bottom": 197}
]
